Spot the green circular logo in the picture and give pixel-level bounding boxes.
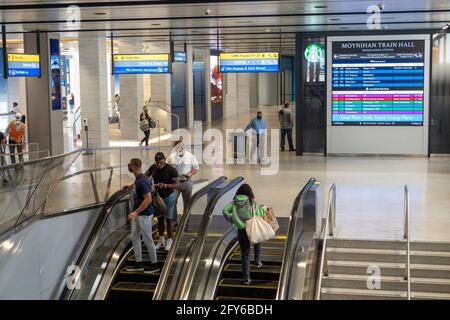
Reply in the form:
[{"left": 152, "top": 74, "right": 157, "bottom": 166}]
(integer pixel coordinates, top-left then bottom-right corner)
[{"left": 304, "top": 44, "right": 323, "bottom": 63}]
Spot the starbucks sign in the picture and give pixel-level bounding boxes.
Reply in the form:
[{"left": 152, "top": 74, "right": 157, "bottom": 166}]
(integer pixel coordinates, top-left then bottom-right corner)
[{"left": 304, "top": 44, "right": 323, "bottom": 63}]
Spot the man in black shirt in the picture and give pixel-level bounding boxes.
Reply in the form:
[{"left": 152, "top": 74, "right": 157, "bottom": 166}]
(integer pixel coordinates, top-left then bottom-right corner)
[
  {"left": 146, "top": 152, "right": 179, "bottom": 251},
  {"left": 126, "top": 158, "right": 160, "bottom": 273}
]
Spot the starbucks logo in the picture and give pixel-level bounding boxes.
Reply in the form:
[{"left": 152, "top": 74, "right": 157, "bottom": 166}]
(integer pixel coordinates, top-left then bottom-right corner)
[{"left": 304, "top": 44, "right": 323, "bottom": 63}]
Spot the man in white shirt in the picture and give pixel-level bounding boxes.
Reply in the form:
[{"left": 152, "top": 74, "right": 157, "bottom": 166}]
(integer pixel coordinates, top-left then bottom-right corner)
[{"left": 167, "top": 139, "right": 199, "bottom": 217}]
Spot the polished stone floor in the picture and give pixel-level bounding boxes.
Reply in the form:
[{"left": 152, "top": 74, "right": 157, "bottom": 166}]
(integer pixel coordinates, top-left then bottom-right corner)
[{"left": 51, "top": 105, "right": 450, "bottom": 242}]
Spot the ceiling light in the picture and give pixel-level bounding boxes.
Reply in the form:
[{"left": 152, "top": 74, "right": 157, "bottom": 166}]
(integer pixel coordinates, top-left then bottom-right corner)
[
  {"left": 329, "top": 18, "right": 340, "bottom": 21},
  {"left": 94, "top": 12, "right": 107, "bottom": 16},
  {"left": 151, "top": 23, "right": 161, "bottom": 26},
  {"left": 314, "top": 5, "right": 328, "bottom": 9},
  {"left": 265, "top": 29, "right": 271, "bottom": 32}
]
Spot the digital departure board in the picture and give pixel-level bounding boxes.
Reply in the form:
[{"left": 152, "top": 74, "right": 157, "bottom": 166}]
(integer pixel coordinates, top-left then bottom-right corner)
[
  {"left": 113, "top": 54, "right": 170, "bottom": 74},
  {"left": 219, "top": 52, "right": 279, "bottom": 73},
  {"left": 331, "top": 40, "right": 425, "bottom": 126},
  {"left": 7, "top": 54, "right": 40, "bottom": 77}
]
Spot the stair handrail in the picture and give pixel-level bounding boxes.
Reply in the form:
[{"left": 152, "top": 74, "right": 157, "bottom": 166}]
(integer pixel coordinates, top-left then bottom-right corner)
[
  {"left": 315, "top": 183, "right": 336, "bottom": 300},
  {"left": 404, "top": 185, "right": 411, "bottom": 300},
  {"left": 146, "top": 99, "right": 180, "bottom": 131}
]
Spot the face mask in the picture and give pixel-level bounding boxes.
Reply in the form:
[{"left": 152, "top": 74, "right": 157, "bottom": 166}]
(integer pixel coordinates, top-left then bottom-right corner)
[
  {"left": 257, "top": 115, "right": 262, "bottom": 120},
  {"left": 127, "top": 164, "right": 133, "bottom": 173},
  {"left": 177, "top": 148, "right": 185, "bottom": 157}
]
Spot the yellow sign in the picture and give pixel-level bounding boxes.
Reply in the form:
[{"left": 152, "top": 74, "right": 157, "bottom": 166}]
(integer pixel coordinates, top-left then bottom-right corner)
[
  {"left": 113, "top": 54, "right": 169, "bottom": 61},
  {"left": 8, "top": 54, "right": 40, "bottom": 62},
  {"left": 219, "top": 52, "right": 279, "bottom": 60}
]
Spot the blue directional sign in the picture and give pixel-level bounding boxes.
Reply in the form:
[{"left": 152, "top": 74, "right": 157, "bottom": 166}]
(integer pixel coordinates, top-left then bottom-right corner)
[
  {"left": 113, "top": 54, "right": 170, "bottom": 74},
  {"left": 8, "top": 54, "right": 41, "bottom": 77},
  {"left": 174, "top": 51, "right": 187, "bottom": 63},
  {"left": 219, "top": 52, "right": 279, "bottom": 73}
]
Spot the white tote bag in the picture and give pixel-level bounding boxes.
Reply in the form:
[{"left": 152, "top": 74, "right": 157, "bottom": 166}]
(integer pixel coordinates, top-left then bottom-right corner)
[{"left": 246, "top": 205, "right": 275, "bottom": 244}]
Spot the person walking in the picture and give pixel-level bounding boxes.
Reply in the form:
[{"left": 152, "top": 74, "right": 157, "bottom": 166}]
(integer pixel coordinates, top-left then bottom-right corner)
[
  {"left": 278, "top": 102, "right": 295, "bottom": 152},
  {"left": 139, "top": 106, "right": 152, "bottom": 146},
  {"left": 5, "top": 113, "right": 26, "bottom": 164},
  {"left": 0, "top": 130, "right": 6, "bottom": 166},
  {"left": 244, "top": 111, "right": 267, "bottom": 163},
  {"left": 222, "top": 184, "right": 266, "bottom": 285},
  {"left": 167, "top": 138, "right": 199, "bottom": 216},
  {"left": 146, "top": 152, "right": 179, "bottom": 252},
  {"left": 125, "top": 158, "right": 160, "bottom": 273}
]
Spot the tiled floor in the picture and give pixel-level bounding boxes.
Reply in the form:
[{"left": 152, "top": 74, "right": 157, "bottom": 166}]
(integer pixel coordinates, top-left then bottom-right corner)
[{"left": 56, "top": 105, "right": 450, "bottom": 242}]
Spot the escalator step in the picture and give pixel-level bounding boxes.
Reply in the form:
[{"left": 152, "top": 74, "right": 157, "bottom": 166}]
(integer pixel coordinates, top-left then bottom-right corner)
[
  {"left": 223, "top": 263, "right": 281, "bottom": 281},
  {"left": 108, "top": 282, "right": 156, "bottom": 300},
  {"left": 228, "top": 253, "right": 283, "bottom": 265},
  {"left": 232, "top": 246, "right": 284, "bottom": 255},
  {"left": 115, "top": 267, "right": 161, "bottom": 283},
  {"left": 216, "top": 296, "right": 271, "bottom": 301},
  {"left": 217, "top": 278, "right": 278, "bottom": 299},
  {"left": 127, "top": 253, "right": 168, "bottom": 263}
]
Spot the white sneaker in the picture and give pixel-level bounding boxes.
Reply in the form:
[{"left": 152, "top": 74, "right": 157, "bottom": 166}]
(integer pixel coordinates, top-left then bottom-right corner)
[
  {"left": 155, "top": 237, "right": 166, "bottom": 250},
  {"left": 165, "top": 239, "right": 173, "bottom": 252}
]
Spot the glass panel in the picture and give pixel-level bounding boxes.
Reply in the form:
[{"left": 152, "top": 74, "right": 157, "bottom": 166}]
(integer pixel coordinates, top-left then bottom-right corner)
[{"left": 430, "top": 34, "right": 450, "bottom": 153}]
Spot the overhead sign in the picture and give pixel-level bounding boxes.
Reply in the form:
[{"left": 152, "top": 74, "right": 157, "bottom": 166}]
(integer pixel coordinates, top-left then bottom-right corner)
[
  {"left": 174, "top": 51, "right": 187, "bottom": 63},
  {"left": 219, "top": 52, "right": 279, "bottom": 73},
  {"left": 113, "top": 54, "right": 170, "bottom": 74},
  {"left": 7, "top": 54, "right": 41, "bottom": 77}
]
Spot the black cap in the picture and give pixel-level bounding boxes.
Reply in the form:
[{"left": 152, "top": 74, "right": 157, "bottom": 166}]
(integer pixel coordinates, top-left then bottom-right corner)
[{"left": 155, "top": 152, "right": 166, "bottom": 161}]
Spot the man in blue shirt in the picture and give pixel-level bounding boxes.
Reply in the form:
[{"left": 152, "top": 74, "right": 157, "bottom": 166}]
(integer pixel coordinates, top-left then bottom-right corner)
[
  {"left": 126, "top": 158, "right": 160, "bottom": 273},
  {"left": 244, "top": 111, "right": 267, "bottom": 163}
]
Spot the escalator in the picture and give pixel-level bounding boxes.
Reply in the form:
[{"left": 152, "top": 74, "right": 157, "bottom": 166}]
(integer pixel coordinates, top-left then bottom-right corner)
[
  {"left": 106, "top": 232, "right": 167, "bottom": 300},
  {"left": 215, "top": 236, "right": 286, "bottom": 300}
]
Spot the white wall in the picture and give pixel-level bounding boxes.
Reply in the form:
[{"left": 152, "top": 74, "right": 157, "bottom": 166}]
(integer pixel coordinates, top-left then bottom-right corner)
[{"left": 258, "top": 73, "right": 278, "bottom": 106}]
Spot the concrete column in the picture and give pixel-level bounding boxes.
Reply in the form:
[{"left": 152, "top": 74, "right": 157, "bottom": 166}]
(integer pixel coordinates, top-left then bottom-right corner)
[
  {"left": 223, "top": 73, "right": 238, "bottom": 118},
  {"left": 186, "top": 45, "right": 194, "bottom": 128},
  {"left": 118, "top": 40, "right": 144, "bottom": 140},
  {"left": 150, "top": 72, "right": 171, "bottom": 132},
  {"left": 79, "top": 34, "right": 109, "bottom": 148},
  {"left": 24, "top": 33, "right": 64, "bottom": 155},
  {"left": 237, "top": 73, "right": 250, "bottom": 114},
  {"left": 204, "top": 48, "right": 212, "bottom": 123}
]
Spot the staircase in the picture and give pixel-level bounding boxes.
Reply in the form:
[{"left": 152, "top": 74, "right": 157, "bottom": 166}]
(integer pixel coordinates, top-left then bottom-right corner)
[{"left": 320, "top": 238, "right": 450, "bottom": 300}]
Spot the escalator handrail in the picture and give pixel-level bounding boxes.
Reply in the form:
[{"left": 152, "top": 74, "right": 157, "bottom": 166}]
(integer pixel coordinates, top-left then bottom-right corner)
[
  {"left": 153, "top": 176, "right": 227, "bottom": 300},
  {"left": 60, "top": 186, "right": 133, "bottom": 300},
  {"left": 276, "top": 178, "right": 317, "bottom": 300},
  {"left": 177, "top": 176, "right": 244, "bottom": 300}
]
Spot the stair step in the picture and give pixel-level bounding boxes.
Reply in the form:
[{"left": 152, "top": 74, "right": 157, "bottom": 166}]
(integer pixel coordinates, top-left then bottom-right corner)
[
  {"left": 320, "top": 287, "right": 405, "bottom": 300},
  {"left": 322, "top": 274, "right": 407, "bottom": 291},
  {"left": 411, "top": 241, "right": 450, "bottom": 252},
  {"left": 327, "top": 260, "right": 405, "bottom": 277},
  {"left": 327, "top": 239, "right": 406, "bottom": 250},
  {"left": 115, "top": 267, "right": 161, "bottom": 283}
]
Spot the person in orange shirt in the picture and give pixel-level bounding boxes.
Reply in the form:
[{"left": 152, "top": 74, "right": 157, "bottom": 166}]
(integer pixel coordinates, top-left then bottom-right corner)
[{"left": 5, "top": 113, "right": 26, "bottom": 164}]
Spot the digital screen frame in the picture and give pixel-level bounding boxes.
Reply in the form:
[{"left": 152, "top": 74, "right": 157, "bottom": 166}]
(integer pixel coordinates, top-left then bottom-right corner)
[
  {"left": 7, "top": 53, "right": 41, "bottom": 77},
  {"left": 330, "top": 39, "right": 425, "bottom": 126},
  {"left": 113, "top": 53, "right": 171, "bottom": 74},
  {"left": 219, "top": 52, "right": 279, "bottom": 73}
]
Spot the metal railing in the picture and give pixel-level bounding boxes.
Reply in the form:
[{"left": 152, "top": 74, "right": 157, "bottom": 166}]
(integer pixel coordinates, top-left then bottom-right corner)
[
  {"left": 72, "top": 105, "right": 81, "bottom": 143},
  {"left": 146, "top": 99, "right": 180, "bottom": 131},
  {"left": 276, "top": 178, "right": 318, "bottom": 300},
  {"left": 315, "top": 183, "right": 336, "bottom": 300},
  {"left": 404, "top": 185, "right": 411, "bottom": 300}
]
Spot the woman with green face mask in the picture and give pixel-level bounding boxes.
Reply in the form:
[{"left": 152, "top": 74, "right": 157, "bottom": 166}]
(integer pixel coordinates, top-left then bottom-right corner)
[{"left": 222, "top": 183, "right": 266, "bottom": 285}]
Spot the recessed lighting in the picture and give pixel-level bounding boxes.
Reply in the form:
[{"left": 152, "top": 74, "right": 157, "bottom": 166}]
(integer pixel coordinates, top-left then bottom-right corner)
[
  {"left": 314, "top": 5, "right": 328, "bottom": 9},
  {"left": 265, "top": 29, "right": 271, "bottom": 32},
  {"left": 94, "top": 12, "right": 107, "bottom": 16},
  {"left": 329, "top": 18, "right": 340, "bottom": 21},
  {"left": 151, "top": 23, "right": 161, "bottom": 26}
]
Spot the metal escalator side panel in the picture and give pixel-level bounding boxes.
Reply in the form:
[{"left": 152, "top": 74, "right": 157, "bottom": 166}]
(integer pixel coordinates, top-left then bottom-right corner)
[
  {"left": 176, "top": 177, "right": 244, "bottom": 300},
  {"left": 276, "top": 178, "right": 323, "bottom": 300},
  {"left": 60, "top": 187, "right": 133, "bottom": 300},
  {"left": 153, "top": 176, "right": 227, "bottom": 300}
]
